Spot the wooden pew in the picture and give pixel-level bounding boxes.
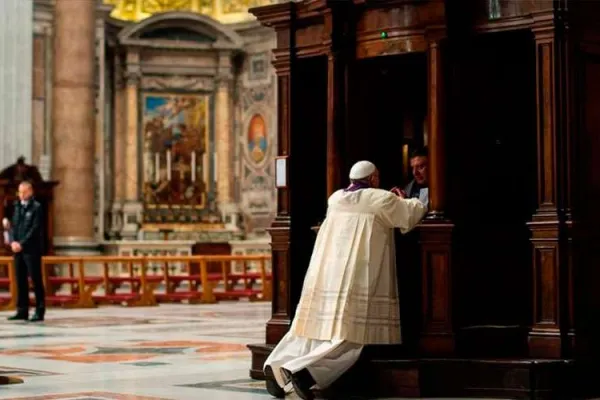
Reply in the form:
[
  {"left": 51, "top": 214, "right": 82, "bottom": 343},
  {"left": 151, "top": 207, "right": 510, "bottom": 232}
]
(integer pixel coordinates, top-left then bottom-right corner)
[
  {"left": 83, "top": 256, "right": 160, "bottom": 307},
  {"left": 42, "top": 256, "right": 100, "bottom": 308},
  {"left": 0, "top": 256, "right": 15, "bottom": 310},
  {"left": 145, "top": 255, "right": 216, "bottom": 304},
  {"left": 0, "top": 254, "right": 273, "bottom": 308},
  {"left": 205, "top": 255, "right": 272, "bottom": 301}
]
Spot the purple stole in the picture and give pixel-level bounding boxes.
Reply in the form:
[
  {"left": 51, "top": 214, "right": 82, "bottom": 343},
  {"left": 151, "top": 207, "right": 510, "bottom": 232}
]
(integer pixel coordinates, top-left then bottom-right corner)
[{"left": 345, "top": 182, "right": 371, "bottom": 192}]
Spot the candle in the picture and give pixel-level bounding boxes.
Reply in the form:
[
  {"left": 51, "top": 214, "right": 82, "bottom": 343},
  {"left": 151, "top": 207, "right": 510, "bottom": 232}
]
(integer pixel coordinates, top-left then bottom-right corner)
[
  {"left": 154, "top": 153, "right": 160, "bottom": 182},
  {"left": 191, "top": 151, "right": 196, "bottom": 182},
  {"left": 166, "top": 150, "right": 172, "bottom": 181},
  {"left": 203, "top": 151, "right": 208, "bottom": 184}
]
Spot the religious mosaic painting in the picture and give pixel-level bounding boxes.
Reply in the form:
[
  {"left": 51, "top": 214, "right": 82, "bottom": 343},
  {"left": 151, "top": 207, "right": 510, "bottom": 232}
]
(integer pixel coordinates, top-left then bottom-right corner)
[
  {"left": 247, "top": 114, "right": 269, "bottom": 165},
  {"left": 238, "top": 81, "right": 277, "bottom": 233},
  {"left": 142, "top": 94, "right": 210, "bottom": 223}
]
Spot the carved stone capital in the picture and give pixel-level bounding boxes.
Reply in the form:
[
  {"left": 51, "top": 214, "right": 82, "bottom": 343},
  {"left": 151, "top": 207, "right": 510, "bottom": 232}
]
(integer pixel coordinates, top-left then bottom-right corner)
[
  {"left": 216, "top": 77, "right": 233, "bottom": 91},
  {"left": 124, "top": 70, "right": 141, "bottom": 87}
]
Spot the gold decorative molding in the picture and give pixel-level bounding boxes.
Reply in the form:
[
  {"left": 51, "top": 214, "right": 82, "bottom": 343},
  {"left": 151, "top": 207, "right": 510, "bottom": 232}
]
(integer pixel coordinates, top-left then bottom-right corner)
[
  {"left": 141, "top": 223, "right": 226, "bottom": 231},
  {"left": 104, "top": 0, "right": 277, "bottom": 24}
]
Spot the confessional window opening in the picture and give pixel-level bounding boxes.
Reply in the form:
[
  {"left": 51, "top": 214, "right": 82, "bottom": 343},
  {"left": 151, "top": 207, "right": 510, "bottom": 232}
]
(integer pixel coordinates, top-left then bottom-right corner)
[{"left": 349, "top": 53, "right": 428, "bottom": 190}]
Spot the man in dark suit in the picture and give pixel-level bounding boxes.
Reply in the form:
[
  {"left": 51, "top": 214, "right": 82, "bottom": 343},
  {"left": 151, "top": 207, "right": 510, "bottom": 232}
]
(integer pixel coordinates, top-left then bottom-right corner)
[{"left": 7, "top": 181, "right": 45, "bottom": 322}]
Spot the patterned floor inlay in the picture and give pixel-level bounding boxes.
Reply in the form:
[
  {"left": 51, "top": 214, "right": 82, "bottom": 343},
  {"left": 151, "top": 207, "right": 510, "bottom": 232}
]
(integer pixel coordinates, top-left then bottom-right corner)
[
  {"left": 37, "top": 317, "right": 172, "bottom": 328},
  {"left": 0, "top": 303, "right": 271, "bottom": 400},
  {"left": 179, "top": 378, "right": 269, "bottom": 395},
  {"left": 0, "top": 366, "right": 58, "bottom": 377},
  {"left": 124, "top": 362, "right": 171, "bottom": 367},
  {"left": 9, "top": 392, "right": 171, "bottom": 400},
  {"left": 0, "top": 340, "right": 248, "bottom": 363}
]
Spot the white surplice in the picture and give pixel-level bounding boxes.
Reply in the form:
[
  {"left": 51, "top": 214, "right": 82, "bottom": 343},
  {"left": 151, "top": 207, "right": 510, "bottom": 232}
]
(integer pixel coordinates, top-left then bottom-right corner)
[{"left": 265, "top": 188, "right": 427, "bottom": 390}]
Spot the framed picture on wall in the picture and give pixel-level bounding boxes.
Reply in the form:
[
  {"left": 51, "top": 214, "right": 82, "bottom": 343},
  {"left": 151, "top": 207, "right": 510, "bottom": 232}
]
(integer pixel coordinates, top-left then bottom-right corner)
[{"left": 248, "top": 52, "right": 269, "bottom": 81}]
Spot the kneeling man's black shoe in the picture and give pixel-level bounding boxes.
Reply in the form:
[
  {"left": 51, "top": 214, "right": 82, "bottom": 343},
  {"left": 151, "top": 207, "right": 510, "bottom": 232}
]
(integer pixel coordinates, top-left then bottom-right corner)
[
  {"left": 264, "top": 366, "right": 285, "bottom": 398},
  {"left": 290, "top": 368, "right": 316, "bottom": 400}
]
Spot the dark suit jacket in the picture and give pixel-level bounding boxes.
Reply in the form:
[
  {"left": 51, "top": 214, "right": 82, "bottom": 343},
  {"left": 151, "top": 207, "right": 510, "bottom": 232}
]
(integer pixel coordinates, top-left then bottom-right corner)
[{"left": 11, "top": 199, "right": 42, "bottom": 254}]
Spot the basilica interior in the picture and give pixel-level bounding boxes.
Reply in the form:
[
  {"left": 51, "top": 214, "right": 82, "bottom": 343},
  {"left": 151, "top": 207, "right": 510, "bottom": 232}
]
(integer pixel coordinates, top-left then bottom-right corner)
[
  {"left": 6, "top": 0, "right": 280, "bottom": 259},
  {"left": 2, "top": 0, "right": 600, "bottom": 399},
  {"left": 0, "top": 1, "right": 286, "bottom": 399}
]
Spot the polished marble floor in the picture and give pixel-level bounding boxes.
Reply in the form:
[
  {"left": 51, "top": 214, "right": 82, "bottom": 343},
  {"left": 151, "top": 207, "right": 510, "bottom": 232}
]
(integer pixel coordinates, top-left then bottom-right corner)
[{"left": 0, "top": 302, "right": 496, "bottom": 400}]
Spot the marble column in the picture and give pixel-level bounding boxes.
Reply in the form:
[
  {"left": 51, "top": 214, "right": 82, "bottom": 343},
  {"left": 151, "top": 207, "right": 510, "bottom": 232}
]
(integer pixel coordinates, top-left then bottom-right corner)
[
  {"left": 0, "top": 0, "right": 33, "bottom": 169},
  {"left": 51, "top": 0, "right": 98, "bottom": 254},
  {"left": 215, "top": 51, "right": 237, "bottom": 226},
  {"left": 111, "top": 56, "right": 126, "bottom": 238},
  {"left": 216, "top": 78, "right": 232, "bottom": 204},
  {"left": 120, "top": 51, "right": 142, "bottom": 239},
  {"left": 33, "top": 0, "right": 53, "bottom": 180},
  {"left": 95, "top": 5, "right": 111, "bottom": 242}
]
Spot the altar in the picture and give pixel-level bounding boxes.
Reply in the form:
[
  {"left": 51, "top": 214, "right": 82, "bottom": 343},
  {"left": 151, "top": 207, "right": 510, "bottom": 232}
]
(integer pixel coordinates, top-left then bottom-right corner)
[{"left": 248, "top": 0, "right": 600, "bottom": 398}]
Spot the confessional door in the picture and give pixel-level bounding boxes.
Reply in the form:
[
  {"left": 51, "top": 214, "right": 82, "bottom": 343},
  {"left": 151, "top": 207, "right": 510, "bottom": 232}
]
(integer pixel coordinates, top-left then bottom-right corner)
[
  {"left": 289, "top": 55, "right": 328, "bottom": 311},
  {"left": 348, "top": 53, "right": 428, "bottom": 354},
  {"left": 446, "top": 30, "right": 537, "bottom": 355}
]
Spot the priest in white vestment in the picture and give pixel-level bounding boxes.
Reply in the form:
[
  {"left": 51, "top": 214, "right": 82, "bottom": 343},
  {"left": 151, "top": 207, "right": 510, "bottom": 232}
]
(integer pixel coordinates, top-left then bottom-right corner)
[{"left": 263, "top": 161, "right": 428, "bottom": 399}]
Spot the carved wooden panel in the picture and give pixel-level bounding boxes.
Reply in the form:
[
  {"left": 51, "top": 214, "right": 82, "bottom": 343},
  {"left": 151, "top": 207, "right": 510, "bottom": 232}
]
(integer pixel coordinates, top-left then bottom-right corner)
[
  {"left": 270, "top": 228, "right": 290, "bottom": 317},
  {"left": 356, "top": 36, "right": 428, "bottom": 59},
  {"left": 469, "top": 0, "right": 554, "bottom": 24},
  {"left": 536, "top": 39, "right": 557, "bottom": 209},
  {"left": 419, "top": 222, "right": 454, "bottom": 355},
  {"left": 295, "top": 23, "right": 326, "bottom": 53},
  {"left": 533, "top": 244, "right": 559, "bottom": 326},
  {"left": 354, "top": 1, "right": 444, "bottom": 59},
  {"left": 275, "top": 74, "right": 290, "bottom": 217}
]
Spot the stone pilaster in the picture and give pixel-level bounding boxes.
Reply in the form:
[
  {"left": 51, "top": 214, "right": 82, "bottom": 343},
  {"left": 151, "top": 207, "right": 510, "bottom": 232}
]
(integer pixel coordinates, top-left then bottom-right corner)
[
  {"left": 216, "top": 52, "right": 233, "bottom": 205},
  {"left": 0, "top": 0, "right": 33, "bottom": 169},
  {"left": 111, "top": 55, "right": 126, "bottom": 239},
  {"left": 52, "top": 0, "right": 99, "bottom": 254},
  {"left": 95, "top": 3, "right": 112, "bottom": 242},
  {"left": 33, "top": 0, "right": 54, "bottom": 179},
  {"left": 121, "top": 51, "right": 142, "bottom": 239}
]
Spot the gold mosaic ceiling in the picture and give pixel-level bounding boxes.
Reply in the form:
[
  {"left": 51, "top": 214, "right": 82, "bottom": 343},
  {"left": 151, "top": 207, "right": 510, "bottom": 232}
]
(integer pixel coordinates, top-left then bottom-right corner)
[{"left": 103, "top": 0, "right": 276, "bottom": 24}]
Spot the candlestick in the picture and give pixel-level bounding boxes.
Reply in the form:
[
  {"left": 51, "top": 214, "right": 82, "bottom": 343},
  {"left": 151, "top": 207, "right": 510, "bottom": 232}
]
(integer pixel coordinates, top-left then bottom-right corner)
[
  {"left": 166, "top": 150, "right": 172, "bottom": 181},
  {"left": 191, "top": 151, "right": 196, "bottom": 182},
  {"left": 154, "top": 153, "right": 160, "bottom": 182}
]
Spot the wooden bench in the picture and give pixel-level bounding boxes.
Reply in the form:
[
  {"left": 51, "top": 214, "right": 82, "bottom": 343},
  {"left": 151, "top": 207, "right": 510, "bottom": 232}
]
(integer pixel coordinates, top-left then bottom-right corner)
[
  {"left": 42, "top": 256, "right": 101, "bottom": 308},
  {"left": 0, "top": 254, "right": 273, "bottom": 309},
  {"left": 205, "top": 255, "right": 272, "bottom": 301},
  {"left": 0, "top": 257, "right": 15, "bottom": 310},
  {"left": 146, "top": 256, "right": 216, "bottom": 304},
  {"left": 84, "top": 256, "right": 161, "bottom": 307}
]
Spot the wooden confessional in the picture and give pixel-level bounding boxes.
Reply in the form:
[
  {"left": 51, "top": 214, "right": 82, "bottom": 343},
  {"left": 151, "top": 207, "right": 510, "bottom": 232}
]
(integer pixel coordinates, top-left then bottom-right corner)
[{"left": 249, "top": 1, "right": 600, "bottom": 398}]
